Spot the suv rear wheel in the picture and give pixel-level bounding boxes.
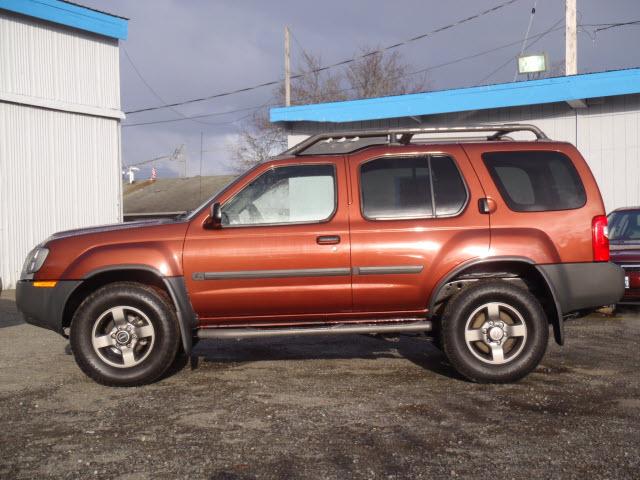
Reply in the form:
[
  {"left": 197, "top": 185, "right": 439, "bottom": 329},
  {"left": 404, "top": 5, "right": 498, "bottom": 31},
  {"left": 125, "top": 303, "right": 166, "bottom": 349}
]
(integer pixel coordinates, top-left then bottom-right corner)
[
  {"left": 70, "top": 282, "right": 180, "bottom": 387},
  {"left": 440, "top": 280, "right": 548, "bottom": 383}
]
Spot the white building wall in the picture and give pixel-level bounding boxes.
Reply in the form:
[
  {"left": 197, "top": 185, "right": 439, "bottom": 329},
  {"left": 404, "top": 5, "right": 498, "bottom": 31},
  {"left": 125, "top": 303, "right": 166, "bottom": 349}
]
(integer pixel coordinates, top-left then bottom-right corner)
[
  {"left": 0, "top": 10, "right": 121, "bottom": 111},
  {"left": 0, "top": 11, "right": 123, "bottom": 289},
  {"left": 577, "top": 95, "right": 640, "bottom": 212},
  {"left": 288, "top": 94, "right": 640, "bottom": 214}
]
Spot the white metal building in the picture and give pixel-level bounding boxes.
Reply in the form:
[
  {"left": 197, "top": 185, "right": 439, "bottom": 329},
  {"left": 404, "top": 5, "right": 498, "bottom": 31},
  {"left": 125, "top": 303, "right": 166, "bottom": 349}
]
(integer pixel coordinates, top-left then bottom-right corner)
[
  {"left": 0, "top": 0, "right": 127, "bottom": 289},
  {"left": 271, "top": 68, "right": 640, "bottom": 215}
]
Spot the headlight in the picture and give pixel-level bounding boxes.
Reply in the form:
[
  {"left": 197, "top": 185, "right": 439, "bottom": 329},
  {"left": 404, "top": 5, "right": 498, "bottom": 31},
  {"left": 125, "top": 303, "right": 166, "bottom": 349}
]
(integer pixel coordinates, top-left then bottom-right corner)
[{"left": 21, "top": 246, "right": 49, "bottom": 280}]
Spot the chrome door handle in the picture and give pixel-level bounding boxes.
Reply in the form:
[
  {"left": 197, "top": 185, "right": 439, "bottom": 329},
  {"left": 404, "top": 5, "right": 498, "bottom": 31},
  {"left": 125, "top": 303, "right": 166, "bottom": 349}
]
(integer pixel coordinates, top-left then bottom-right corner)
[{"left": 316, "top": 235, "right": 341, "bottom": 245}]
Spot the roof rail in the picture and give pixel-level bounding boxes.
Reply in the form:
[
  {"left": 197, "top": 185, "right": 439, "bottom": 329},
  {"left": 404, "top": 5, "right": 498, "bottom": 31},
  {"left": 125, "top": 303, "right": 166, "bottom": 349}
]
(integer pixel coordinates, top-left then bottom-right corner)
[{"left": 282, "top": 124, "right": 548, "bottom": 156}]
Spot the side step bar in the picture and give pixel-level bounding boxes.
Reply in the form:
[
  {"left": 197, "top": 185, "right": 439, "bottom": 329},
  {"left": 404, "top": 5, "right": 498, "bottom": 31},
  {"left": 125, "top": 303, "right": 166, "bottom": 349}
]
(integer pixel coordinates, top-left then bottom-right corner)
[{"left": 197, "top": 321, "right": 432, "bottom": 340}]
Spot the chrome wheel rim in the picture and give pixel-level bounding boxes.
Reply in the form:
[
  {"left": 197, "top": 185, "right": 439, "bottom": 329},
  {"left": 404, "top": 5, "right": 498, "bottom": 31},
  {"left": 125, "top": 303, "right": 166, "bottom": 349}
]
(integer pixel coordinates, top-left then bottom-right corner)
[
  {"left": 464, "top": 302, "right": 528, "bottom": 365},
  {"left": 91, "top": 306, "right": 155, "bottom": 369}
]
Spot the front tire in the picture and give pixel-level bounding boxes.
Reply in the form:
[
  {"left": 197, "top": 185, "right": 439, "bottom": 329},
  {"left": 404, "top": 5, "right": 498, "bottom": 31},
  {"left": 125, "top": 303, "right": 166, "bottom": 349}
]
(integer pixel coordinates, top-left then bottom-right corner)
[
  {"left": 440, "top": 280, "right": 548, "bottom": 383},
  {"left": 70, "top": 282, "right": 180, "bottom": 387}
]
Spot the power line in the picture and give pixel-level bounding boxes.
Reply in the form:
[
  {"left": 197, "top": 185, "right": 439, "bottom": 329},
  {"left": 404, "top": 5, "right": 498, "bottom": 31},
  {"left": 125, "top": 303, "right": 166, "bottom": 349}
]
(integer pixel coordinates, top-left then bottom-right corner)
[
  {"left": 122, "top": 105, "right": 271, "bottom": 128},
  {"left": 480, "top": 16, "right": 564, "bottom": 84},
  {"left": 326, "top": 20, "right": 566, "bottom": 97},
  {"left": 122, "top": 21, "right": 570, "bottom": 129},
  {"left": 122, "top": 47, "right": 221, "bottom": 126},
  {"left": 514, "top": 0, "right": 538, "bottom": 81},
  {"left": 581, "top": 19, "right": 640, "bottom": 31},
  {"left": 122, "top": 113, "right": 253, "bottom": 128},
  {"left": 124, "top": 0, "right": 522, "bottom": 115},
  {"left": 289, "top": 28, "right": 318, "bottom": 71}
]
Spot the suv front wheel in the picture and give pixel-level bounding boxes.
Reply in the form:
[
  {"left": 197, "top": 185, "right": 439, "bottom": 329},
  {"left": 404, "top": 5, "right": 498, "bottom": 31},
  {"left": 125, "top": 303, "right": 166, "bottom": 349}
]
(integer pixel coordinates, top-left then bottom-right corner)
[
  {"left": 440, "top": 280, "right": 548, "bottom": 383},
  {"left": 70, "top": 282, "right": 180, "bottom": 387}
]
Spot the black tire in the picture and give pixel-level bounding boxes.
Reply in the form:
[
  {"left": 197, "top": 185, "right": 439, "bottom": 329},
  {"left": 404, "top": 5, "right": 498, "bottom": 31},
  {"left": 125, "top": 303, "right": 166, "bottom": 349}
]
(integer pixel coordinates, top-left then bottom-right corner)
[
  {"left": 440, "top": 280, "right": 548, "bottom": 383},
  {"left": 70, "top": 282, "right": 180, "bottom": 387}
]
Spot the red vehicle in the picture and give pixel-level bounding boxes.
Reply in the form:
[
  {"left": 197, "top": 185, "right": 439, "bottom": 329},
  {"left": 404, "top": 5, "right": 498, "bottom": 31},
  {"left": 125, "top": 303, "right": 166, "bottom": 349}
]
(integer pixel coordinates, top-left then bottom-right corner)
[
  {"left": 608, "top": 207, "right": 640, "bottom": 304},
  {"left": 16, "top": 124, "right": 624, "bottom": 386}
]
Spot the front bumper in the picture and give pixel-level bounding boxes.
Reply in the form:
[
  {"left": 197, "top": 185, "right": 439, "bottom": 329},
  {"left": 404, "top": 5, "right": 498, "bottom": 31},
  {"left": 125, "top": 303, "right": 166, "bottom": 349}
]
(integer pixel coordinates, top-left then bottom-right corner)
[
  {"left": 16, "top": 280, "right": 81, "bottom": 334},
  {"left": 537, "top": 262, "right": 625, "bottom": 314}
]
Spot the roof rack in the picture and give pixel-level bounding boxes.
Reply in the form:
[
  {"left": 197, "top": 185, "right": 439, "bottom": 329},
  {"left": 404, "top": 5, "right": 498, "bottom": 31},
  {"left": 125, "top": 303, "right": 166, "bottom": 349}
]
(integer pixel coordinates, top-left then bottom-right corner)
[{"left": 282, "top": 124, "right": 548, "bottom": 156}]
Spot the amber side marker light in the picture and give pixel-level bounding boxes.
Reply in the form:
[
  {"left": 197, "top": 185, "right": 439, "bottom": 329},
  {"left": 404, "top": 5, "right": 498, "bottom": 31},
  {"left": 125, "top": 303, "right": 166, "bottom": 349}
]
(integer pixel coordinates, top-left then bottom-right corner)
[{"left": 33, "top": 281, "right": 57, "bottom": 288}]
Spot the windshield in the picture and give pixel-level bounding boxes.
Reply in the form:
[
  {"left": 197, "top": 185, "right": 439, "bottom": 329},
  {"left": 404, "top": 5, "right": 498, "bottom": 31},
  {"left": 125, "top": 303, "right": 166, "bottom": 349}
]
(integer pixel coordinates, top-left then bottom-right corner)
[{"left": 608, "top": 210, "right": 640, "bottom": 241}]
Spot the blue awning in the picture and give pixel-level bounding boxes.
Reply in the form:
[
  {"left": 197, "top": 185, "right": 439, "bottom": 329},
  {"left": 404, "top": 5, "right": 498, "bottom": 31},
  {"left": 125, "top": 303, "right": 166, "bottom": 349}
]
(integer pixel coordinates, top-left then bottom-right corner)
[
  {"left": 270, "top": 68, "right": 640, "bottom": 123},
  {"left": 0, "top": 0, "right": 128, "bottom": 40}
]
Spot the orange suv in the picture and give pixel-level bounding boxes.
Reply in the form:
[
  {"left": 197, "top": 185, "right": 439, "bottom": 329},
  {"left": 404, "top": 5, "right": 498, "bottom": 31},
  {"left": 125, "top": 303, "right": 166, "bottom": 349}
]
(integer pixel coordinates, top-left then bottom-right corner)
[{"left": 16, "top": 124, "right": 624, "bottom": 386}]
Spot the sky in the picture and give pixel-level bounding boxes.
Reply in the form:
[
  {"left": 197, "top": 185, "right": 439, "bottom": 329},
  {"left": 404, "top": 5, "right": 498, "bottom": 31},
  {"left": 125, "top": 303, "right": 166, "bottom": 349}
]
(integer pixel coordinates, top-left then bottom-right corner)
[{"left": 81, "top": 0, "right": 640, "bottom": 179}]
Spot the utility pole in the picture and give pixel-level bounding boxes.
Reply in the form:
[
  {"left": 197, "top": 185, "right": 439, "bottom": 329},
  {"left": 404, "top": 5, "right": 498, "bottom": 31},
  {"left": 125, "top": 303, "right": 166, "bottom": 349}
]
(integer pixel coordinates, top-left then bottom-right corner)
[
  {"left": 565, "top": 0, "right": 577, "bottom": 75},
  {"left": 284, "top": 26, "right": 291, "bottom": 106},
  {"left": 199, "top": 132, "right": 203, "bottom": 202}
]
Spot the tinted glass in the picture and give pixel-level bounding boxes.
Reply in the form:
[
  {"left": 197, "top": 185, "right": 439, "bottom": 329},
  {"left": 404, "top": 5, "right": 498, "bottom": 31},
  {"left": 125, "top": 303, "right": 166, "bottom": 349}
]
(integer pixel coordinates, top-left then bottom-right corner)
[
  {"left": 432, "top": 156, "right": 467, "bottom": 215},
  {"left": 482, "top": 151, "right": 586, "bottom": 212},
  {"left": 609, "top": 211, "right": 640, "bottom": 241},
  {"left": 361, "top": 156, "right": 433, "bottom": 219},
  {"left": 222, "top": 164, "right": 335, "bottom": 226}
]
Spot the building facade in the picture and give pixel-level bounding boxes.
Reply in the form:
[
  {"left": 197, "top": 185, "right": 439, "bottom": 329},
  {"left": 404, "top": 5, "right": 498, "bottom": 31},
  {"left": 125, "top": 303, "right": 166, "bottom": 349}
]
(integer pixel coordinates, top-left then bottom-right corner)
[
  {"left": 0, "top": 0, "right": 127, "bottom": 289},
  {"left": 271, "top": 69, "right": 640, "bottom": 215}
]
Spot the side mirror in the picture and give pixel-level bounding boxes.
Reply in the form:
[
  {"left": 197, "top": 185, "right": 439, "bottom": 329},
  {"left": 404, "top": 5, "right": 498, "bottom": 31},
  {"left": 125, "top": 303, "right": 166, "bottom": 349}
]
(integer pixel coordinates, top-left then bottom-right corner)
[{"left": 209, "top": 202, "right": 222, "bottom": 229}]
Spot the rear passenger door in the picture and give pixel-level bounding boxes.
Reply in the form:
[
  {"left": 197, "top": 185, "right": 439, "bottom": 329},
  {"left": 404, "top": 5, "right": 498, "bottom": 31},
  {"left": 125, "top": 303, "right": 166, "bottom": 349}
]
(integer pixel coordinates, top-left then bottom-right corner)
[{"left": 347, "top": 146, "right": 490, "bottom": 315}]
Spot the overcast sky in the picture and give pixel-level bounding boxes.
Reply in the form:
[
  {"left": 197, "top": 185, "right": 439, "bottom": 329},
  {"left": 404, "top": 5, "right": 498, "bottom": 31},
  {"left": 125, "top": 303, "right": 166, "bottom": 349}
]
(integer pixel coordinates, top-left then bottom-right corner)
[{"left": 82, "top": 0, "right": 640, "bottom": 179}]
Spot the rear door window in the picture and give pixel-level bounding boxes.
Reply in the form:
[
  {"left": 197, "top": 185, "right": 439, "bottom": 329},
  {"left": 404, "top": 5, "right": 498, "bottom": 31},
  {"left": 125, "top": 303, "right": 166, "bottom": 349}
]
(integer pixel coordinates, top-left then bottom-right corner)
[
  {"left": 361, "top": 156, "right": 432, "bottom": 219},
  {"left": 359, "top": 155, "right": 467, "bottom": 219},
  {"left": 482, "top": 151, "right": 586, "bottom": 212},
  {"left": 432, "top": 155, "right": 467, "bottom": 216}
]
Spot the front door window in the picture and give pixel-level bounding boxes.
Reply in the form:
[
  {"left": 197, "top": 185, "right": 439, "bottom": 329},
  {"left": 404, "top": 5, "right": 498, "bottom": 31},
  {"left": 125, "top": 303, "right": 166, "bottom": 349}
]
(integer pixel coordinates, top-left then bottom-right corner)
[{"left": 221, "top": 164, "right": 336, "bottom": 226}]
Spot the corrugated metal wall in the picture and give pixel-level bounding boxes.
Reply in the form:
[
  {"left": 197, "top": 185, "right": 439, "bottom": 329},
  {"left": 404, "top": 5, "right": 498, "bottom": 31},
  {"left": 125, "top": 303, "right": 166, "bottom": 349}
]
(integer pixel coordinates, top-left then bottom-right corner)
[
  {"left": 0, "top": 104, "right": 122, "bottom": 287},
  {"left": 0, "top": 10, "right": 120, "bottom": 110},
  {"left": 577, "top": 95, "right": 640, "bottom": 212},
  {"left": 288, "top": 94, "right": 640, "bottom": 214},
  {"left": 0, "top": 11, "right": 122, "bottom": 288}
]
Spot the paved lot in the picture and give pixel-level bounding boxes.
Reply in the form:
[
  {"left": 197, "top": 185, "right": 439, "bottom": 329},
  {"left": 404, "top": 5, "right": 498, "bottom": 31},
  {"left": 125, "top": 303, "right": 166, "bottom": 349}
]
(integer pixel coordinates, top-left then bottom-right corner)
[{"left": 1, "top": 289, "right": 639, "bottom": 480}]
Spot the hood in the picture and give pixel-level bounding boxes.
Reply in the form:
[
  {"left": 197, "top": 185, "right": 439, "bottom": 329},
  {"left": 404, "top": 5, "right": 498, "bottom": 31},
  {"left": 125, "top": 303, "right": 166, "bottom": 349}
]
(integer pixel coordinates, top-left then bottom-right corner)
[{"left": 46, "top": 218, "right": 185, "bottom": 242}]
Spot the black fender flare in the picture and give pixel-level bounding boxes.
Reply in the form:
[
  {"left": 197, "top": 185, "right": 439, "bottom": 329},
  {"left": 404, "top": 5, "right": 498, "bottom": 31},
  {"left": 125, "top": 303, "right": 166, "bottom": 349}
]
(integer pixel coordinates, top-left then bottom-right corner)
[
  {"left": 429, "top": 256, "right": 565, "bottom": 345},
  {"left": 80, "top": 265, "right": 197, "bottom": 354}
]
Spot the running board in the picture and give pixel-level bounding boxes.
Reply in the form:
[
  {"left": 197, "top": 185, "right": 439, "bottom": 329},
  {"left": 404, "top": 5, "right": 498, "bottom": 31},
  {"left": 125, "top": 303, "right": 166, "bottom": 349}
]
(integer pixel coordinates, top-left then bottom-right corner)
[{"left": 197, "top": 320, "right": 432, "bottom": 339}]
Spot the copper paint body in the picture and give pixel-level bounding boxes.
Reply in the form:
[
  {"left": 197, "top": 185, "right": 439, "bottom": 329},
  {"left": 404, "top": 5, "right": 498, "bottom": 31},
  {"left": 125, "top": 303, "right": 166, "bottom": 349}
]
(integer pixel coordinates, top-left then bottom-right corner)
[{"left": 35, "top": 141, "right": 605, "bottom": 327}]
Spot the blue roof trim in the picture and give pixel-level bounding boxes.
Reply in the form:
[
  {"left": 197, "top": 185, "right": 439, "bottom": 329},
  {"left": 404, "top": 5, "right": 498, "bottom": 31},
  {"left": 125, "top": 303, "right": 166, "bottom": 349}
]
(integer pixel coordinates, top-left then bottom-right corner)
[
  {"left": 0, "top": 0, "right": 128, "bottom": 39},
  {"left": 270, "top": 68, "right": 640, "bottom": 123}
]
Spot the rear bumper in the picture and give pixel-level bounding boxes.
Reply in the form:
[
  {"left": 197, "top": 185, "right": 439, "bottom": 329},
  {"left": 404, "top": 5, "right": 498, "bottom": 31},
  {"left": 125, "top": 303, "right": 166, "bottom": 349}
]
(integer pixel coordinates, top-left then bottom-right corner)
[
  {"left": 537, "top": 262, "right": 625, "bottom": 314},
  {"left": 15, "top": 280, "right": 81, "bottom": 334}
]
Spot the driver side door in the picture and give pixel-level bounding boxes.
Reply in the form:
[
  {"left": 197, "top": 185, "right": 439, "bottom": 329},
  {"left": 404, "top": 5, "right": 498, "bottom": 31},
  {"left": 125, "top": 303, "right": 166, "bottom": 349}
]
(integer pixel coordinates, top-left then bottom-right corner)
[{"left": 182, "top": 158, "right": 352, "bottom": 326}]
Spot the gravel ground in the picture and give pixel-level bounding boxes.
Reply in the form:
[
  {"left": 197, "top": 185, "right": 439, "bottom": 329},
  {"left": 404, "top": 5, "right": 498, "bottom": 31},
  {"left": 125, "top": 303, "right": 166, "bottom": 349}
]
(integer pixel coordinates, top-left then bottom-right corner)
[{"left": 1, "top": 289, "right": 639, "bottom": 479}]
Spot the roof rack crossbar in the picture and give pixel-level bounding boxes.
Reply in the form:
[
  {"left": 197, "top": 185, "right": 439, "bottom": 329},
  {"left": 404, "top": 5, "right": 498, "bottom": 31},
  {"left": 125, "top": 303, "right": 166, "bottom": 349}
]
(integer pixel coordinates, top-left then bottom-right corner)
[{"left": 283, "top": 124, "right": 548, "bottom": 156}]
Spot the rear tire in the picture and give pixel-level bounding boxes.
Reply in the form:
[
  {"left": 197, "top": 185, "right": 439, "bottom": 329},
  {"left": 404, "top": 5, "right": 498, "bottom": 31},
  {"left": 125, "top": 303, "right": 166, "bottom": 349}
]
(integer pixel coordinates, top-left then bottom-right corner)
[
  {"left": 440, "top": 280, "right": 548, "bottom": 383},
  {"left": 70, "top": 282, "right": 180, "bottom": 387}
]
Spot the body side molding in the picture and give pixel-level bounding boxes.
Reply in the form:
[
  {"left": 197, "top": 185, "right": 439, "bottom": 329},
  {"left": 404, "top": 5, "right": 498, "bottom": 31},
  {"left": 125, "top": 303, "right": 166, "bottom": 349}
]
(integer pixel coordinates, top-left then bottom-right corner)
[
  {"left": 193, "top": 265, "right": 425, "bottom": 281},
  {"left": 193, "top": 267, "right": 351, "bottom": 281},
  {"left": 353, "top": 265, "right": 424, "bottom": 275}
]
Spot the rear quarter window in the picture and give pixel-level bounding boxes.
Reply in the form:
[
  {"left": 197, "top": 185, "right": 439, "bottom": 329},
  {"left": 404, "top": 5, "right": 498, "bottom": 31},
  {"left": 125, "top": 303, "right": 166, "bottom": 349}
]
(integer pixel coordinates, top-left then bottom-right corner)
[{"left": 482, "top": 151, "right": 586, "bottom": 212}]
